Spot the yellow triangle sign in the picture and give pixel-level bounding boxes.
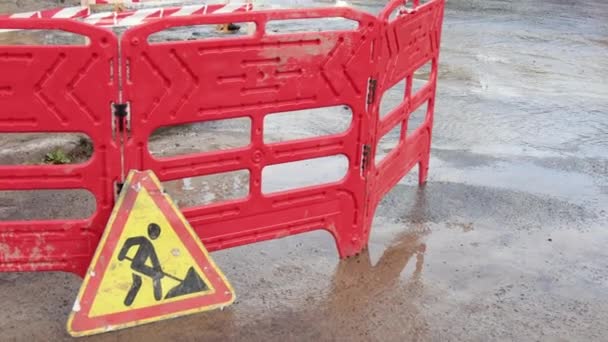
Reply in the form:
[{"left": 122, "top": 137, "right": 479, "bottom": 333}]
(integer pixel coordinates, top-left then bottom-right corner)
[{"left": 67, "top": 170, "right": 235, "bottom": 337}]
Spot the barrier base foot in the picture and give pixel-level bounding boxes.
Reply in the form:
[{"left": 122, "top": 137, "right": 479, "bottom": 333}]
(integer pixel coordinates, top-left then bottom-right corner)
[
  {"left": 333, "top": 231, "right": 369, "bottom": 259},
  {"left": 419, "top": 161, "right": 429, "bottom": 185}
]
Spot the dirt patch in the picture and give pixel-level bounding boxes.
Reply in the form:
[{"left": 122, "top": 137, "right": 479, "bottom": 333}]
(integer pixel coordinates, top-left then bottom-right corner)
[{"left": 0, "top": 134, "right": 92, "bottom": 165}]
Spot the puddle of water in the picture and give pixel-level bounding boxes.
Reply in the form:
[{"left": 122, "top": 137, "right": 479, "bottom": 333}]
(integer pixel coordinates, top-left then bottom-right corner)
[{"left": 431, "top": 156, "right": 605, "bottom": 205}]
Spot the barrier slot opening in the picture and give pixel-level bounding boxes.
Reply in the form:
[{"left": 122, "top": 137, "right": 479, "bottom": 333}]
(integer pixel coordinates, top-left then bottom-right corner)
[
  {"left": 0, "top": 189, "right": 96, "bottom": 221},
  {"left": 379, "top": 78, "right": 407, "bottom": 119},
  {"left": 375, "top": 124, "right": 402, "bottom": 165},
  {"left": 412, "top": 61, "right": 432, "bottom": 96},
  {"left": 262, "top": 155, "right": 349, "bottom": 194},
  {"left": 0, "top": 29, "right": 88, "bottom": 46},
  {"left": 0, "top": 133, "right": 94, "bottom": 165},
  {"left": 147, "top": 23, "right": 256, "bottom": 44},
  {"left": 407, "top": 100, "right": 429, "bottom": 136},
  {"left": 162, "top": 170, "right": 250, "bottom": 208},
  {"left": 264, "top": 106, "right": 352, "bottom": 143},
  {"left": 266, "top": 18, "right": 359, "bottom": 35},
  {"left": 149, "top": 117, "right": 251, "bottom": 158}
]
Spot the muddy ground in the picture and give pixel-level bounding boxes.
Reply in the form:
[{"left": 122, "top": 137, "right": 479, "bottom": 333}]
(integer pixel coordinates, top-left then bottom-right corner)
[{"left": 1, "top": 0, "right": 608, "bottom": 341}]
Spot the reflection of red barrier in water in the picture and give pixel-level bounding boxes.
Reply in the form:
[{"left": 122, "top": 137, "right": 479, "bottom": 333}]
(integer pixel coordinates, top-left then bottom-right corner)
[{"left": 0, "top": 0, "right": 445, "bottom": 276}]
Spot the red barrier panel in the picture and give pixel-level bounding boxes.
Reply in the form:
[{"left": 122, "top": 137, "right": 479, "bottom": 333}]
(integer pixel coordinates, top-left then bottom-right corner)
[
  {"left": 365, "top": 0, "right": 444, "bottom": 237},
  {"left": 121, "top": 7, "right": 378, "bottom": 257},
  {"left": 0, "top": 19, "right": 120, "bottom": 274},
  {"left": 0, "top": 0, "right": 445, "bottom": 275}
]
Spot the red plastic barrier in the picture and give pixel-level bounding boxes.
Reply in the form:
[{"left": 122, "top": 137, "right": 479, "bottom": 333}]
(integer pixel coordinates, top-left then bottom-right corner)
[
  {"left": 121, "top": 6, "right": 378, "bottom": 257},
  {"left": 365, "top": 0, "right": 445, "bottom": 238},
  {"left": 0, "top": 19, "right": 121, "bottom": 274},
  {"left": 0, "top": 0, "right": 445, "bottom": 275}
]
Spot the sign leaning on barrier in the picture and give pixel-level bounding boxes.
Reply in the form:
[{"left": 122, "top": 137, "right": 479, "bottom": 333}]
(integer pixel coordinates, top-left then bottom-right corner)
[
  {"left": 0, "top": 0, "right": 444, "bottom": 277},
  {"left": 68, "top": 170, "right": 234, "bottom": 336}
]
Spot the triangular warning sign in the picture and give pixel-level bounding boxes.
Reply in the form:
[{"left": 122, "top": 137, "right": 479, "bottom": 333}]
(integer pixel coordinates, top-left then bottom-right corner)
[{"left": 68, "top": 170, "right": 235, "bottom": 337}]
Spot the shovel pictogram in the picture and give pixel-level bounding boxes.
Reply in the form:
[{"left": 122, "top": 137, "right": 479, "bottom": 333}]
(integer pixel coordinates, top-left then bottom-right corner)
[
  {"left": 164, "top": 266, "right": 208, "bottom": 299},
  {"left": 120, "top": 258, "right": 209, "bottom": 302}
]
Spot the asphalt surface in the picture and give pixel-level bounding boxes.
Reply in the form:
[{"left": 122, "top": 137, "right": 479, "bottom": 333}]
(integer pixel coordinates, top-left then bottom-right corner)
[{"left": 1, "top": 0, "right": 608, "bottom": 341}]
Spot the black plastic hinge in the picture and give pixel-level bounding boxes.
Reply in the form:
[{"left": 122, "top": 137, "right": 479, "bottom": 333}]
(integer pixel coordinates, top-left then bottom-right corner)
[
  {"left": 116, "top": 181, "right": 124, "bottom": 196},
  {"left": 361, "top": 144, "right": 372, "bottom": 176},
  {"left": 367, "top": 79, "right": 378, "bottom": 105},
  {"left": 113, "top": 103, "right": 129, "bottom": 132}
]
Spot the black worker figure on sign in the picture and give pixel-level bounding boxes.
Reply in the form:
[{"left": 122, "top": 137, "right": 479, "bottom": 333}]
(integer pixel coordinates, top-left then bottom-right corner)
[
  {"left": 117, "top": 223, "right": 209, "bottom": 307},
  {"left": 118, "top": 223, "right": 164, "bottom": 306}
]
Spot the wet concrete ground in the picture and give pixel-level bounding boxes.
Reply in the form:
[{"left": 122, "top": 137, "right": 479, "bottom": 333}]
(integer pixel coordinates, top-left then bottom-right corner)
[{"left": 1, "top": 0, "right": 608, "bottom": 340}]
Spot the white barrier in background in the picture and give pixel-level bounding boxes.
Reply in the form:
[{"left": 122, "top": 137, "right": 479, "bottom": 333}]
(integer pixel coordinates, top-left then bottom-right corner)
[{"left": 1, "top": 1, "right": 253, "bottom": 30}]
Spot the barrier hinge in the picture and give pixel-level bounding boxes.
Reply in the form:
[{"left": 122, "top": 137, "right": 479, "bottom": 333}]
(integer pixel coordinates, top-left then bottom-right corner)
[
  {"left": 116, "top": 181, "right": 125, "bottom": 196},
  {"left": 367, "top": 78, "right": 378, "bottom": 105},
  {"left": 112, "top": 102, "right": 131, "bottom": 133},
  {"left": 360, "top": 144, "right": 372, "bottom": 176}
]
